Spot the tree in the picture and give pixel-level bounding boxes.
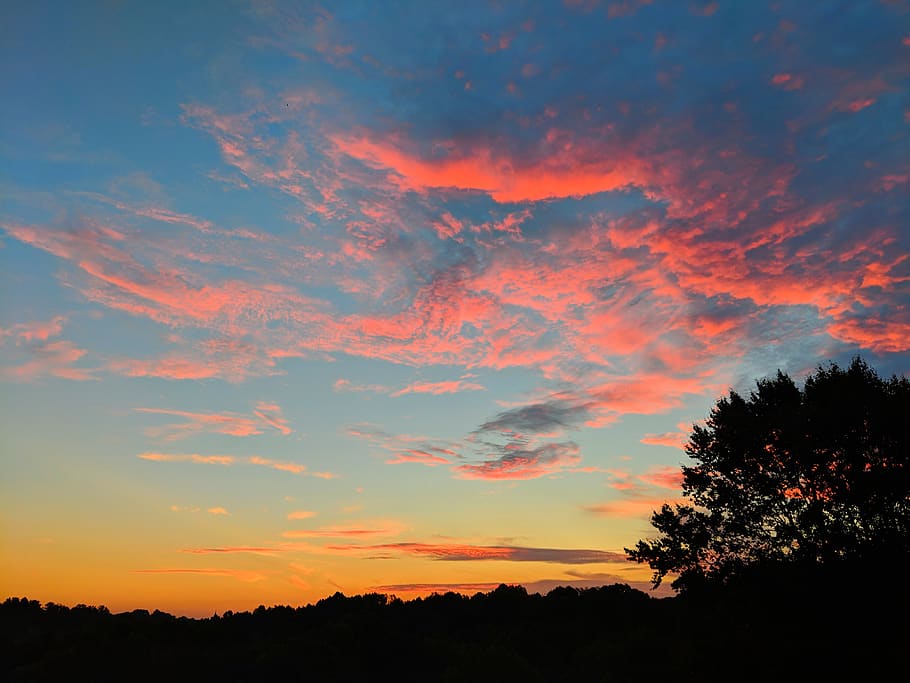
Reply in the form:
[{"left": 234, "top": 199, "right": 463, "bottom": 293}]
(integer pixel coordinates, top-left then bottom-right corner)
[{"left": 626, "top": 357, "right": 910, "bottom": 592}]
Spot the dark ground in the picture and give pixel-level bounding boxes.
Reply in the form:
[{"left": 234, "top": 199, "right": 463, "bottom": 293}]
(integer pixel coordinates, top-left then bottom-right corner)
[{"left": 4, "top": 562, "right": 907, "bottom": 682}]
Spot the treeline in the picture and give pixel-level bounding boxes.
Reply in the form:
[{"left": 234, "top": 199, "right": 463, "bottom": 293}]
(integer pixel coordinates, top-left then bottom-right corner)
[{"left": 4, "top": 565, "right": 907, "bottom": 681}]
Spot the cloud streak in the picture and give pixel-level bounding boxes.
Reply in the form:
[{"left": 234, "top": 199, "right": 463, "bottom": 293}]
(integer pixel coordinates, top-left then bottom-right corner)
[
  {"left": 328, "top": 542, "right": 626, "bottom": 564},
  {"left": 136, "top": 452, "right": 323, "bottom": 476},
  {"left": 135, "top": 402, "right": 293, "bottom": 440}
]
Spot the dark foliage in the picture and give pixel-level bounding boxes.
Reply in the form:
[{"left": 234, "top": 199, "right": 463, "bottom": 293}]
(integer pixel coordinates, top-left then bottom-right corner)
[
  {"left": 3, "top": 577, "right": 908, "bottom": 682},
  {"left": 627, "top": 357, "right": 910, "bottom": 592}
]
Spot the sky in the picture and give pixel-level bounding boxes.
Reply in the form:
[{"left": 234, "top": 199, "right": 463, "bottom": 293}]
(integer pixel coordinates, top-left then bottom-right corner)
[{"left": 1, "top": 0, "right": 908, "bottom": 617}]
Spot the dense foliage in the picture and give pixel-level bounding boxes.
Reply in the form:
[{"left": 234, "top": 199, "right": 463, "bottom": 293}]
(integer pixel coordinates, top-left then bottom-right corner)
[
  {"left": 627, "top": 358, "right": 910, "bottom": 592},
  {"left": 3, "top": 577, "right": 907, "bottom": 681}
]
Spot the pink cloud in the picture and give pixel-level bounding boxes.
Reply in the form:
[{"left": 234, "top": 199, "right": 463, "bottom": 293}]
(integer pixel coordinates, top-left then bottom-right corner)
[
  {"left": 247, "top": 455, "right": 308, "bottom": 474},
  {"left": 136, "top": 402, "right": 293, "bottom": 440},
  {"left": 287, "top": 510, "right": 318, "bottom": 520},
  {"left": 1, "top": 315, "right": 67, "bottom": 342},
  {"left": 826, "top": 316, "right": 910, "bottom": 354},
  {"left": 346, "top": 423, "right": 463, "bottom": 468},
  {"left": 110, "top": 340, "right": 283, "bottom": 382},
  {"left": 640, "top": 431, "right": 689, "bottom": 449},
  {"left": 111, "top": 356, "right": 225, "bottom": 380},
  {"left": 253, "top": 401, "right": 293, "bottom": 435},
  {"left": 136, "top": 407, "right": 264, "bottom": 440},
  {"left": 771, "top": 73, "right": 804, "bottom": 90},
  {"left": 691, "top": 1, "right": 718, "bottom": 16},
  {"left": 2, "top": 340, "right": 96, "bottom": 382},
  {"left": 333, "top": 378, "right": 393, "bottom": 394},
  {"left": 389, "top": 379, "right": 485, "bottom": 397},
  {"left": 841, "top": 98, "right": 876, "bottom": 113},
  {"left": 137, "top": 452, "right": 315, "bottom": 475},
  {"left": 330, "top": 133, "right": 642, "bottom": 203},
  {"left": 432, "top": 212, "right": 464, "bottom": 240}
]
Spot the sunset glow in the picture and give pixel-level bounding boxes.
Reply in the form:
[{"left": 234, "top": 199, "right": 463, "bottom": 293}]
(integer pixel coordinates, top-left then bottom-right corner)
[{"left": 2, "top": 1, "right": 908, "bottom": 616}]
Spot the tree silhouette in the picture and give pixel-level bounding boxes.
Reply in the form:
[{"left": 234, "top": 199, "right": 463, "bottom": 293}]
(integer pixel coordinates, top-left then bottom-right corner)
[{"left": 627, "top": 357, "right": 910, "bottom": 592}]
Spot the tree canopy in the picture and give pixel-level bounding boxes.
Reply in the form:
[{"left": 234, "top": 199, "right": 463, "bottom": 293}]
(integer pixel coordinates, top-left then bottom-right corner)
[{"left": 627, "top": 357, "right": 910, "bottom": 592}]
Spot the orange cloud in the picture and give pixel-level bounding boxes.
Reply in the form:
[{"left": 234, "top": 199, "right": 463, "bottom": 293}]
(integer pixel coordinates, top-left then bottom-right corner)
[
  {"left": 583, "top": 493, "right": 683, "bottom": 519},
  {"left": 138, "top": 453, "right": 236, "bottom": 465},
  {"left": 207, "top": 507, "right": 230, "bottom": 515},
  {"left": 282, "top": 521, "right": 406, "bottom": 539},
  {"left": 385, "top": 449, "right": 452, "bottom": 466},
  {"left": 180, "top": 546, "right": 283, "bottom": 556},
  {"left": 636, "top": 466, "right": 684, "bottom": 490},
  {"left": 369, "top": 582, "right": 502, "bottom": 594},
  {"left": 287, "top": 510, "right": 318, "bottom": 520},
  {"left": 133, "top": 568, "right": 266, "bottom": 582}
]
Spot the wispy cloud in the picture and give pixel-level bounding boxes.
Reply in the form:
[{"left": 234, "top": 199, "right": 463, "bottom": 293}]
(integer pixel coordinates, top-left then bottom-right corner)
[
  {"left": 282, "top": 521, "right": 407, "bottom": 539},
  {"left": 334, "top": 377, "right": 485, "bottom": 397},
  {"left": 136, "top": 452, "right": 324, "bottom": 476},
  {"left": 328, "top": 542, "right": 626, "bottom": 564},
  {"left": 136, "top": 408, "right": 264, "bottom": 440},
  {"left": 389, "top": 378, "right": 485, "bottom": 397},
  {"left": 135, "top": 401, "right": 293, "bottom": 440},
  {"left": 180, "top": 546, "right": 283, "bottom": 556},
  {"left": 0, "top": 315, "right": 67, "bottom": 342},
  {"left": 1, "top": 340, "right": 97, "bottom": 382},
  {"left": 1, "top": 315, "right": 96, "bottom": 381},
  {"left": 252, "top": 401, "right": 293, "bottom": 435},
  {"left": 455, "top": 441, "right": 582, "bottom": 480},
  {"left": 346, "top": 423, "right": 462, "bottom": 467},
  {"left": 137, "top": 453, "right": 236, "bottom": 465},
  {"left": 207, "top": 506, "right": 230, "bottom": 515},
  {"left": 133, "top": 568, "right": 267, "bottom": 582},
  {"left": 582, "top": 494, "right": 680, "bottom": 519}
]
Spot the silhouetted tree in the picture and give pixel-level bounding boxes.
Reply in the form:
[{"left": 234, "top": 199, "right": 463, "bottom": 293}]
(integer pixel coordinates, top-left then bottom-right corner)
[{"left": 627, "top": 357, "right": 910, "bottom": 592}]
